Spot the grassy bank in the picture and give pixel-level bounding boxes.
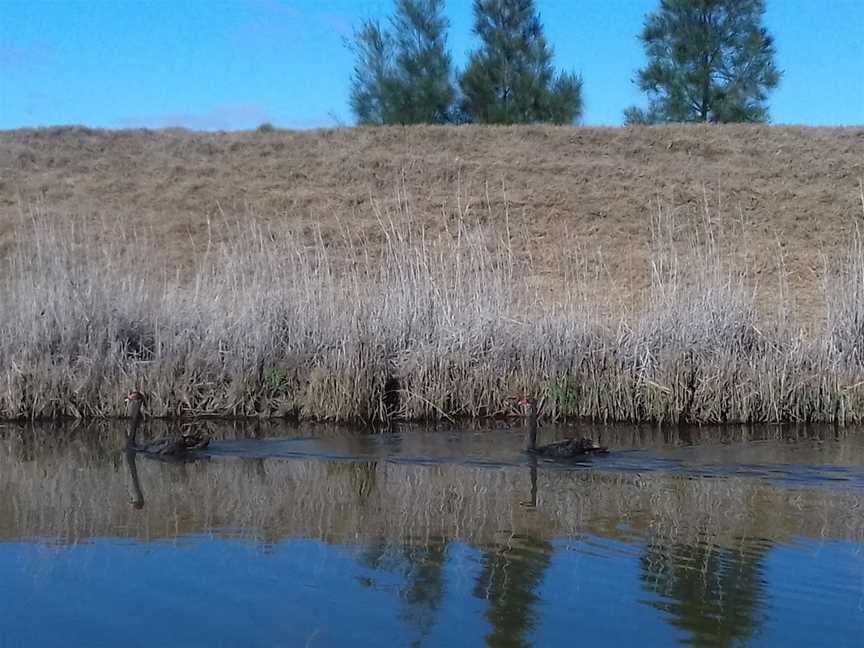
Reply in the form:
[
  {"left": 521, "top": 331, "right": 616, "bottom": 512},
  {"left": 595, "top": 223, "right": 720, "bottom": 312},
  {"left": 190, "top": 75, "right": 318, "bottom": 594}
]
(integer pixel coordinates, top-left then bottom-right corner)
[
  {"left": 2, "top": 182, "right": 864, "bottom": 423},
  {"left": 2, "top": 125, "right": 863, "bottom": 318}
]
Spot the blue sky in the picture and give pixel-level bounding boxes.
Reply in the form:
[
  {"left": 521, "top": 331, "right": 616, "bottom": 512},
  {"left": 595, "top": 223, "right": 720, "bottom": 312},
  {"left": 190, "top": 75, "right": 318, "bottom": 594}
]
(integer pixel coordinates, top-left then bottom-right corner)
[{"left": 1, "top": 0, "right": 862, "bottom": 130}]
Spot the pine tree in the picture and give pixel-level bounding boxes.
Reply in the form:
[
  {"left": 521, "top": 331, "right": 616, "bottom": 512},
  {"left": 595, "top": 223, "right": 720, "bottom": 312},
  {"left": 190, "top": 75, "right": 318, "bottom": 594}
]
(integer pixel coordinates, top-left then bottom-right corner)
[
  {"left": 390, "top": 0, "right": 455, "bottom": 123},
  {"left": 625, "top": 0, "right": 781, "bottom": 124},
  {"left": 348, "top": 1, "right": 455, "bottom": 125},
  {"left": 459, "top": 0, "right": 582, "bottom": 124},
  {"left": 348, "top": 20, "right": 397, "bottom": 125}
]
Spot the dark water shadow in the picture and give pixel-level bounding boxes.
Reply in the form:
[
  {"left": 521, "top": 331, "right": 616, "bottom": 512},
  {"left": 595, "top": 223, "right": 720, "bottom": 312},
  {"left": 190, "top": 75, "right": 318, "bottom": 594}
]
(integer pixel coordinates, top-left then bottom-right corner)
[{"left": 4, "top": 418, "right": 864, "bottom": 490}]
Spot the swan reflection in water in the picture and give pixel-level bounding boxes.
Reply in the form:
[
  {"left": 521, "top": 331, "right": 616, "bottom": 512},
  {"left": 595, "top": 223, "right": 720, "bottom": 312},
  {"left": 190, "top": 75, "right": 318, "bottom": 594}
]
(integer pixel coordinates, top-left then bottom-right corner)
[
  {"left": 122, "top": 390, "right": 213, "bottom": 509},
  {"left": 123, "top": 447, "right": 145, "bottom": 509}
]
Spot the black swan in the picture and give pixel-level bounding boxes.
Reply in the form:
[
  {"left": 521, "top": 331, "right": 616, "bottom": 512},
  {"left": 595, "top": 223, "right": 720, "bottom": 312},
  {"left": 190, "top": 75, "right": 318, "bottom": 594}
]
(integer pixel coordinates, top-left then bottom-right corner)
[
  {"left": 125, "top": 390, "right": 210, "bottom": 456},
  {"left": 518, "top": 398, "right": 608, "bottom": 458}
]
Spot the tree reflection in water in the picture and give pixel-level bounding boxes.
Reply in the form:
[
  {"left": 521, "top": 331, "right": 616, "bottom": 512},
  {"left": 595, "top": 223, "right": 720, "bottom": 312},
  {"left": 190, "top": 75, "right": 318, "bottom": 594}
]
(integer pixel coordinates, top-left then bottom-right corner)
[
  {"left": 473, "top": 534, "right": 553, "bottom": 648},
  {"left": 472, "top": 458, "right": 551, "bottom": 648},
  {"left": 5, "top": 418, "right": 858, "bottom": 646},
  {"left": 342, "top": 457, "right": 448, "bottom": 645},
  {"left": 640, "top": 537, "right": 769, "bottom": 647},
  {"left": 359, "top": 537, "right": 450, "bottom": 644}
]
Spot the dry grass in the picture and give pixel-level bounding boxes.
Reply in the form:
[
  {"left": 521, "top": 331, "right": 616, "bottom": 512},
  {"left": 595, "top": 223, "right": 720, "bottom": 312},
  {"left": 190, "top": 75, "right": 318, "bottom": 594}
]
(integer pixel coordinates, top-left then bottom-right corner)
[
  {"left": 0, "top": 192, "right": 863, "bottom": 423},
  {"left": 1, "top": 124, "right": 862, "bottom": 316},
  {"left": 1, "top": 125, "right": 864, "bottom": 422}
]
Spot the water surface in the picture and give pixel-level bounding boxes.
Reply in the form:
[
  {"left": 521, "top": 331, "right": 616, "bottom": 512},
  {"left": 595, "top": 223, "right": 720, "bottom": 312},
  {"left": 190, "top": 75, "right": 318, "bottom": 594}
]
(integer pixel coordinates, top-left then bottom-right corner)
[{"left": 1, "top": 420, "right": 862, "bottom": 647}]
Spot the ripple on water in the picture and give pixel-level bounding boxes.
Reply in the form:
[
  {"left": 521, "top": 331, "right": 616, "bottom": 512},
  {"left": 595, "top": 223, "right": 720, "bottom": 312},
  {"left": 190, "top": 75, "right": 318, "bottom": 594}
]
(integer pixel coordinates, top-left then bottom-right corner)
[{"left": 1, "top": 420, "right": 864, "bottom": 646}]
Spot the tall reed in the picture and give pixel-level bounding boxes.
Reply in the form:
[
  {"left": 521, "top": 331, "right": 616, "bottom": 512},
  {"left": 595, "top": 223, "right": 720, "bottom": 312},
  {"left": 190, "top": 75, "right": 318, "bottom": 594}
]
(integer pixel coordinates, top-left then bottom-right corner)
[{"left": 2, "top": 187, "right": 864, "bottom": 424}]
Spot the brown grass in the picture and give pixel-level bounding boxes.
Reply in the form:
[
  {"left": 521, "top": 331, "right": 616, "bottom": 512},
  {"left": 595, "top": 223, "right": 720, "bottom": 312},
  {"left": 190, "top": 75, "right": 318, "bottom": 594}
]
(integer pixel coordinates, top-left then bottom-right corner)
[
  {"left": 1, "top": 124, "right": 862, "bottom": 316},
  {"left": 1, "top": 125, "right": 864, "bottom": 422}
]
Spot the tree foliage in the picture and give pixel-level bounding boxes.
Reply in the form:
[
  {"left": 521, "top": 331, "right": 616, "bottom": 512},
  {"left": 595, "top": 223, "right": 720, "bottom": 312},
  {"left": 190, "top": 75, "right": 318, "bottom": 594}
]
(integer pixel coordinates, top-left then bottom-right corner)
[
  {"left": 458, "top": 0, "right": 582, "bottom": 124},
  {"left": 349, "top": 0, "right": 455, "bottom": 125},
  {"left": 625, "top": 0, "right": 780, "bottom": 124},
  {"left": 349, "top": 20, "right": 397, "bottom": 125},
  {"left": 391, "top": 0, "right": 455, "bottom": 123}
]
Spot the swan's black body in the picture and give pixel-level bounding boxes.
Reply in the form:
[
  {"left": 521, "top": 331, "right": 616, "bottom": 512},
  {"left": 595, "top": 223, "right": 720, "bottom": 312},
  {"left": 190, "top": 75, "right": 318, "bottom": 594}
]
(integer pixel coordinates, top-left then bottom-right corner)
[
  {"left": 519, "top": 398, "right": 608, "bottom": 458},
  {"left": 125, "top": 391, "right": 210, "bottom": 456}
]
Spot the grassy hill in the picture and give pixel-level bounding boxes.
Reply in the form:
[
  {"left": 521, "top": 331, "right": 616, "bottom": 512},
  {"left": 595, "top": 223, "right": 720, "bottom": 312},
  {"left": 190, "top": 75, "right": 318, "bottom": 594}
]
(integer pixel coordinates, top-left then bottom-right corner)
[
  {"left": 0, "top": 124, "right": 863, "bottom": 422},
  {"left": 2, "top": 124, "right": 861, "bottom": 317}
]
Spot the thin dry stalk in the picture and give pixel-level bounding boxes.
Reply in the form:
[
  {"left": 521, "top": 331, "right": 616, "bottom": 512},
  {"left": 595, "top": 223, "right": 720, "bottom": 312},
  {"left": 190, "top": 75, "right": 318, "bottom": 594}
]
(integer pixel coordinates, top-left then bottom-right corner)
[{"left": 2, "top": 191, "right": 864, "bottom": 424}]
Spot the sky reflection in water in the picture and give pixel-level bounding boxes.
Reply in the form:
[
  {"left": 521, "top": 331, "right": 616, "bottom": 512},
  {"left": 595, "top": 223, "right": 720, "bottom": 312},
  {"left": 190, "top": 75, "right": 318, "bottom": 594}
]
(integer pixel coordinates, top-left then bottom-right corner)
[{"left": 0, "top": 421, "right": 863, "bottom": 647}]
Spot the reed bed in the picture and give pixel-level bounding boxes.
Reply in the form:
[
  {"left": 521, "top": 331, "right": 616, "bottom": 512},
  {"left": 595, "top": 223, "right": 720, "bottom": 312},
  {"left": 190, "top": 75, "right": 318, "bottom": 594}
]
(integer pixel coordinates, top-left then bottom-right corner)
[{"left": 2, "top": 187, "right": 864, "bottom": 424}]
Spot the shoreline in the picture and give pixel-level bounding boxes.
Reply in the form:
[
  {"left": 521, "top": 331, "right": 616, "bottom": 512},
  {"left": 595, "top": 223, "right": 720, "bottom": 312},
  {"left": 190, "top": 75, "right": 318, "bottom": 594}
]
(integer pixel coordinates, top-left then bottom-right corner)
[{"left": 2, "top": 205, "right": 864, "bottom": 425}]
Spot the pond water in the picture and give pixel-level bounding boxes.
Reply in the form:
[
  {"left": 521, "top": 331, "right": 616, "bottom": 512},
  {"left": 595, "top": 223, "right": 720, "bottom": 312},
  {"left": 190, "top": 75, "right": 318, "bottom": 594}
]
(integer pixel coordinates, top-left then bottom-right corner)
[{"left": 1, "top": 419, "right": 863, "bottom": 647}]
